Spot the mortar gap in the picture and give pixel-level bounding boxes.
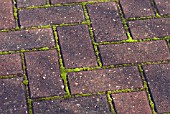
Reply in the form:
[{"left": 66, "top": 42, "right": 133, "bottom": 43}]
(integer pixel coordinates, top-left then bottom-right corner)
[
  {"left": 46, "top": 0, "right": 51, "bottom": 5},
  {"left": 65, "top": 74, "right": 72, "bottom": 95},
  {"left": 107, "top": 93, "right": 118, "bottom": 114},
  {"left": 12, "top": 0, "right": 21, "bottom": 29},
  {"left": 82, "top": 3, "right": 103, "bottom": 67},
  {"left": 149, "top": 0, "right": 160, "bottom": 16},
  {"left": 52, "top": 26, "right": 66, "bottom": 68},
  {"left": 138, "top": 65, "right": 158, "bottom": 113},
  {"left": 117, "top": 0, "right": 134, "bottom": 40},
  {"left": 20, "top": 52, "right": 34, "bottom": 114}
]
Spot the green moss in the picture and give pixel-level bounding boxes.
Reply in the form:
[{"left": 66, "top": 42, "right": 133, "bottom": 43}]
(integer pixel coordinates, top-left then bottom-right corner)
[
  {"left": 0, "top": 75, "right": 16, "bottom": 79},
  {"left": 74, "top": 93, "right": 93, "bottom": 98},
  {"left": 117, "top": 2, "right": 134, "bottom": 41},
  {"left": 82, "top": 3, "right": 103, "bottom": 67},
  {"left": 106, "top": 92, "right": 116, "bottom": 114},
  {"left": 38, "top": 47, "right": 50, "bottom": 51},
  {"left": 13, "top": 7, "right": 18, "bottom": 20},
  {"left": 27, "top": 98, "right": 33, "bottom": 114},
  {"left": 138, "top": 65, "right": 157, "bottom": 114},
  {"left": 23, "top": 80, "right": 29, "bottom": 85},
  {"left": 155, "top": 12, "right": 161, "bottom": 18},
  {"left": 52, "top": 26, "right": 71, "bottom": 96},
  {"left": 127, "top": 16, "right": 154, "bottom": 21},
  {"left": 35, "top": 96, "right": 63, "bottom": 101},
  {"left": 46, "top": 0, "right": 51, "bottom": 5}
]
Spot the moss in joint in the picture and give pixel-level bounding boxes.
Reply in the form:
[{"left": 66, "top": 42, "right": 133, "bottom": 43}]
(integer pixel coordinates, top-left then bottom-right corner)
[
  {"left": 106, "top": 92, "right": 116, "bottom": 114},
  {"left": 117, "top": 2, "right": 133, "bottom": 41},
  {"left": 12, "top": 0, "right": 20, "bottom": 29},
  {"left": 23, "top": 80, "right": 29, "bottom": 85},
  {"left": 27, "top": 98, "right": 33, "bottom": 114},
  {"left": 0, "top": 75, "right": 17, "bottom": 79},
  {"left": 138, "top": 65, "right": 157, "bottom": 114},
  {"left": 82, "top": 3, "right": 103, "bottom": 67},
  {"left": 52, "top": 26, "right": 71, "bottom": 96}
]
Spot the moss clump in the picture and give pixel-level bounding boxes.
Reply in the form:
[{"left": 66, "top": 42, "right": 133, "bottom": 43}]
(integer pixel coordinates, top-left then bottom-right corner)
[{"left": 23, "top": 80, "right": 29, "bottom": 85}]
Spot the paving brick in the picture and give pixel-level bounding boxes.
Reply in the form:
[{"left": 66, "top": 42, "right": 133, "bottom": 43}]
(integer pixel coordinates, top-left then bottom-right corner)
[
  {"left": 87, "top": 2, "right": 127, "bottom": 42},
  {"left": 57, "top": 25, "right": 97, "bottom": 68},
  {"left": 0, "top": 78, "right": 27, "bottom": 114},
  {"left": 155, "top": 0, "right": 170, "bottom": 15},
  {"left": 143, "top": 63, "right": 170, "bottom": 113},
  {"left": 25, "top": 50, "right": 65, "bottom": 98},
  {"left": 19, "top": 5, "right": 85, "bottom": 27},
  {"left": 99, "top": 40, "right": 170, "bottom": 66},
  {"left": 0, "top": 54, "right": 23, "bottom": 76},
  {"left": 0, "top": 0, "right": 15, "bottom": 29},
  {"left": 51, "top": 0, "right": 88, "bottom": 4},
  {"left": 129, "top": 18, "right": 170, "bottom": 39},
  {"left": 0, "top": 28, "right": 54, "bottom": 51},
  {"left": 112, "top": 91, "right": 152, "bottom": 114},
  {"left": 16, "top": 0, "right": 46, "bottom": 7},
  {"left": 120, "top": 0, "right": 154, "bottom": 18},
  {"left": 68, "top": 66, "right": 143, "bottom": 94},
  {"left": 33, "top": 95, "right": 111, "bottom": 114}
]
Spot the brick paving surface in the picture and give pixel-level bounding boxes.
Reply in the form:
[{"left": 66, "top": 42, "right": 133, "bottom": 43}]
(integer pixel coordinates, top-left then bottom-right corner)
[{"left": 0, "top": 0, "right": 170, "bottom": 114}]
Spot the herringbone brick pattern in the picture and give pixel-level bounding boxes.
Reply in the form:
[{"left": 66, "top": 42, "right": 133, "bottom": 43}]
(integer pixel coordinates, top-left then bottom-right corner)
[{"left": 0, "top": 0, "right": 170, "bottom": 114}]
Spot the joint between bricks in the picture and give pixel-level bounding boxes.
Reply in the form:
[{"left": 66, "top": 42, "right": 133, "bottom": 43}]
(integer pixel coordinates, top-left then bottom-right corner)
[
  {"left": 12, "top": 0, "right": 21, "bottom": 29},
  {"left": 20, "top": 52, "right": 33, "bottom": 114},
  {"left": 137, "top": 65, "right": 157, "bottom": 114},
  {"left": 82, "top": 3, "right": 103, "bottom": 67},
  {"left": 52, "top": 26, "right": 71, "bottom": 96},
  {"left": 149, "top": 0, "right": 161, "bottom": 17},
  {"left": 117, "top": 0, "right": 134, "bottom": 41}
]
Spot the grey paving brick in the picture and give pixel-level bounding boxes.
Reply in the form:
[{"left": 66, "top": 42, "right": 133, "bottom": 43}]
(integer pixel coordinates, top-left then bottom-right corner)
[
  {"left": 25, "top": 50, "right": 65, "bottom": 98},
  {"left": 143, "top": 63, "right": 170, "bottom": 113},
  {"left": 51, "top": 0, "right": 88, "bottom": 4},
  {"left": 19, "top": 5, "right": 85, "bottom": 27},
  {"left": 129, "top": 18, "right": 170, "bottom": 39},
  {"left": 0, "top": 28, "right": 55, "bottom": 51},
  {"left": 0, "top": 54, "right": 23, "bottom": 76},
  {"left": 16, "top": 0, "right": 46, "bottom": 7},
  {"left": 87, "top": 2, "right": 127, "bottom": 42},
  {"left": 68, "top": 66, "right": 143, "bottom": 94},
  {"left": 155, "top": 0, "right": 170, "bottom": 15},
  {"left": 112, "top": 91, "right": 152, "bottom": 114},
  {"left": 120, "top": 0, "right": 154, "bottom": 18},
  {"left": 99, "top": 40, "right": 170, "bottom": 66},
  {"left": 0, "top": 0, "right": 15, "bottom": 29},
  {"left": 0, "top": 78, "right": 27, "bottom": 114},
  {"left": 57, "top": 25, "right": 97, "bottom": 68},
  {"left": 33, "top": 95, "right": 111, "bottom": 114}
]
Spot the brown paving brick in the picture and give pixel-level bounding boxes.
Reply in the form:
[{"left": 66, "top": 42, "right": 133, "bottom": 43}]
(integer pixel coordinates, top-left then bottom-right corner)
[
  {"left": 143, "top": 63, "right": 170, "bottom": 113},
  {"left": 87, "top": 2, "right": 127, "bottom": 42},
  {"left": 120, "top": 0, "right": 154, "bottom": 18},
  {"left": 0, "top": 0, "right": 15, "bottom": 29},
  {"left": 0, "top": 28, "right": 54, "bottom": 51},
  {"left": 68, "top": 66, "right": 143, "bottom": 94},
  {"left": 112, "top": 91, "right": 152, "bottom": 114},
  {"left": 16, "top": 0, "right": 46, "bottom": 7},
  {"left": 129, "top": 18, "right": 170, "bottom": 39},
  {"left": 19, "top": 5, "right": 85, "bottom": 27},
  {"left": 0, "top": 78, "right": 27, "bottom": 114},
  {"left": 155, "top": 0, "right": 170, "bottom": 15},
  {"left": 25, "top": 50, "right": 65, "bottom": 98},
  {"left": 99, "top": 40, "right": 170, "bottom": 66},
  {"left": 0, "top": 54, "right": 23, "bottom": 76},
  {"left": 57, "top": 25, "right": 97, "bottom": 68},
  {"left": 51, "top": 0, "right": 88, "bottom": 4},
  {"left": 33, "top": 95, "right": 111, "bottom": 114}
]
